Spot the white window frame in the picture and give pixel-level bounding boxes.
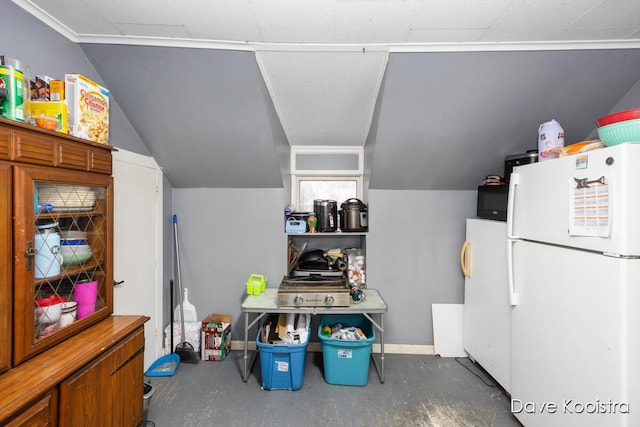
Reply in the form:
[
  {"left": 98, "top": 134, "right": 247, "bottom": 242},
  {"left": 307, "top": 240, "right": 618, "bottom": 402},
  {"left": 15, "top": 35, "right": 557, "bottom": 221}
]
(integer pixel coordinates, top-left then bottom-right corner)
[
  {"left": 291, "top": 146, "right": 363, "bottom": 176},
  {"left": 290, "top": 146, "right": 364, "bottom": 210}
]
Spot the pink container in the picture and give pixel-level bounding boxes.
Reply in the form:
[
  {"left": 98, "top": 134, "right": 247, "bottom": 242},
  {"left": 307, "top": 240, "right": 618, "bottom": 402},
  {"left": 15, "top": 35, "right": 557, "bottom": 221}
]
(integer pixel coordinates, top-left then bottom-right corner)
[{"left": 74, "top": 280, "right": 98, "bottom": 319}]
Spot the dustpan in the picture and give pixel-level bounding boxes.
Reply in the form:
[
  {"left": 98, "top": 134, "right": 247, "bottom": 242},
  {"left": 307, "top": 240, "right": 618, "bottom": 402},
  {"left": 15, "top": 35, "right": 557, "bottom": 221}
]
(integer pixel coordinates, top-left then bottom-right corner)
[
  {"left": 146, "top": 279, "right": 181, "bottom": 377},
  {"left": 145, "top": 353, "right": 180, "bottom": 377},
  {"left": 174, "top": 287, "right": 197, "bottom": 322}
]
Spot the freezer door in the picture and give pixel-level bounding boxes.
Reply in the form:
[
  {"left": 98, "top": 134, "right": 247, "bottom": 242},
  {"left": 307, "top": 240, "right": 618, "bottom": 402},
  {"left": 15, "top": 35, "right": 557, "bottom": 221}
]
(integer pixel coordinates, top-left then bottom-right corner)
[
  {"left": 508, "top": 143, "right": 640, "bottom": 256},
  {"left": 463, "top": 218, "right": 511, "bottom": 392},
  {"left": 511, "top": 240, "right": 640, "bottom": 427}
]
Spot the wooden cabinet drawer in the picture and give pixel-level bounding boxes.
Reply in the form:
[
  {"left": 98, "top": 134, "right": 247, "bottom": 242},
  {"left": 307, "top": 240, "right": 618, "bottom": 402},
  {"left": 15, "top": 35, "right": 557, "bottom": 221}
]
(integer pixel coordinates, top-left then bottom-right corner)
[
  {"left": 89, "top": 148, "right": 112, "bottom": 174},
  {"left": 3, "top": 120, "right": 113, "bottom": 174},
  {"left": 57, "top": 140, "right": 112, "bottom": 173},
  {"left": 4, "top": 390, "right": 57, "bottom": 427},
  {"left": 13, "top": 131, "right": 56, "bottom": 167},
  {"left": 0, "top": 127, "right": 10, "bottom": 160},
  {"left": 57, "top": 140, "right": 89, "bottom": 171}
]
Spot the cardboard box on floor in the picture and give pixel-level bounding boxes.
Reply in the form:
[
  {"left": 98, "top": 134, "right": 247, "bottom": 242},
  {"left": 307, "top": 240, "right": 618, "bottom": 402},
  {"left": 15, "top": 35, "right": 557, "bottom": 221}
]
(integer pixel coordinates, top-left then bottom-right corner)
[{"left": 201, "top": 313, "right": 231, "bottom": 361}]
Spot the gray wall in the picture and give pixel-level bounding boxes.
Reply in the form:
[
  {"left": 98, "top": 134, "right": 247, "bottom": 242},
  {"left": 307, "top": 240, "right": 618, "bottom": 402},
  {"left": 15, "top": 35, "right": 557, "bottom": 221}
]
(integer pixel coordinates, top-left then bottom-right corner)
[
  {"left": 368, "top": 49, "right": 640, "bottom": 191},
  {"left": 172, "top": 187, "right": 475, "bottom": 345},
  {"left": 586, "top": 79, "right": 640, "bottom": 140},
  {"left": 0, "top": 2, "right": 150, "bottom": 157},
  {"left": 368, "top": 190, "right": 476, "bottom": 343},
  {"left": 171, "top": 188, "right": 287, "bottom": 320}
]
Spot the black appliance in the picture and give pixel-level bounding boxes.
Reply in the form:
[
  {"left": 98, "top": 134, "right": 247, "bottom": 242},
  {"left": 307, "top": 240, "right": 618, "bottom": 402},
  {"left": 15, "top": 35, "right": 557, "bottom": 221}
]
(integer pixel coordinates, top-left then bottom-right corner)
[
  {"left": 476, "top": 185, "right": 508, "bottom": 221},
  {"left": 314, "top": 199, "right": 337, "bottom": 232},
  {"left": 287, "top": 244, "right": 345, "bottom": 278},
  {"left": 339, "top": 198, "right": 368, "bottom": 232},
  {"left": 477, "top": 151, "right": 538, "bottom": 221},
  {"left": 504, "top": 150, "right": 538, "bottom": 182}
]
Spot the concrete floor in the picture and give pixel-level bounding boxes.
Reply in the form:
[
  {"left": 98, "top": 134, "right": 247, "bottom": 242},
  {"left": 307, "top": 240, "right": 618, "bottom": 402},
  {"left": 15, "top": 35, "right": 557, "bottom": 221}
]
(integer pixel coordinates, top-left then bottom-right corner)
[{"left": 144, "top": 351, "right": 522, "bottom": 427}]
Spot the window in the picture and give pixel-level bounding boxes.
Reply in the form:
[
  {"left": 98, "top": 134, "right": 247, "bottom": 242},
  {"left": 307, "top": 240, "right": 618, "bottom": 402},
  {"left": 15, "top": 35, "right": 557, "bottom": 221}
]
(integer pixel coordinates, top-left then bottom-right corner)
[
  {"left": 290, "top": 146, "right": 363, "bottom": 212},
  {"left": 295, "top": 177, "right": 360, "bottom": 212}
]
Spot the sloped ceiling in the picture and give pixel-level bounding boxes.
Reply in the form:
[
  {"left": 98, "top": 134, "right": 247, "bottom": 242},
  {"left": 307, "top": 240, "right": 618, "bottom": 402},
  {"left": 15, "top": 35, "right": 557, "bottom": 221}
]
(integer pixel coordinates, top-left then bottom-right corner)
[
  {"left": 12, "top": 0, "right": 640, "bottom": 190},
  {"left": 256, "top": 50, "right": 389, "bottom": 146},
  {"left": 79, "top": 45, "right": 287, "bottom": 188},
  {"left": 368, "top": 49, "right": 640, "bottom": 190}
]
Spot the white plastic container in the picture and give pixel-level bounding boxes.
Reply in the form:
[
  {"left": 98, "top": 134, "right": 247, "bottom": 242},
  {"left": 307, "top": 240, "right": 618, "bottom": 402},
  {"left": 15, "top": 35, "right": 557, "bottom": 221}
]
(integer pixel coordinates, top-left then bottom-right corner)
[
  {"left": 538, "top": 119, "right": 564, "bottom": 161},
  {"left": 58, "top": 301, "right": 77, "bottom": 328},
  {"left": 34, "top": 230, "right": 62, "bottom": 278}
]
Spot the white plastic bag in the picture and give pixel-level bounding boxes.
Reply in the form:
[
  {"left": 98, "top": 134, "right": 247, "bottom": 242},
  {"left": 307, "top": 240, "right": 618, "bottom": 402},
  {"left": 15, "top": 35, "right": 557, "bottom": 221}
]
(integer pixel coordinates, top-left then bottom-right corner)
[{"left": 164, "top": 321, "right": 200, "bottom": 353}]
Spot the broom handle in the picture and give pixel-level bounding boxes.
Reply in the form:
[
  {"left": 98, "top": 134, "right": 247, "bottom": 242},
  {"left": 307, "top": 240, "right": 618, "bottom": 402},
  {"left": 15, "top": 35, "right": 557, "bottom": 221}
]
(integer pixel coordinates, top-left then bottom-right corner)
[
  {"left": 170, "top": 279, "right": 174, "bottom": 353},
  {"left": 173, "top": 215, "right": 187, "bottom": 343}
]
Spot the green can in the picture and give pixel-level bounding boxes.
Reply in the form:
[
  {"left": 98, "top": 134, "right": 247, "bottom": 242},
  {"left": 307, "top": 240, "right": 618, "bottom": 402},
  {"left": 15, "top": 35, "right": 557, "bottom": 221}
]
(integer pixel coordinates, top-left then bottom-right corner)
[{"left": 0, "top": 65, "right": 26, "bottom": 122}]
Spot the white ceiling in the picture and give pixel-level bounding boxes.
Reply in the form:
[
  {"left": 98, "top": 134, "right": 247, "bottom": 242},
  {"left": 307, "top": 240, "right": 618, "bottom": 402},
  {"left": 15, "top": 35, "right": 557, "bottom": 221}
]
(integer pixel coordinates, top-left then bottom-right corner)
[
  {"left": 256, "top": 50, "right": 388, "bottom": 146},
  {"left": 13, "top": 0, "right": 640, "bottom": 47}
]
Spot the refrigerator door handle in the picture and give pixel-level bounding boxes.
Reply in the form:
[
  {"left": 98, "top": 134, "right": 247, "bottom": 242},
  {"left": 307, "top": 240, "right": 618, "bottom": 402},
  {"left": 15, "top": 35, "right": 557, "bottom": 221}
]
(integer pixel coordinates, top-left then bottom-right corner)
[
  {"left": 506, "top": 172, "right": 520, "bottom": 239},
  {"left": 460, "top": 240, "right": 472, "bottom": 278},
  {"left": 506, "top": 238, "right": 519, "bottom": 306}
]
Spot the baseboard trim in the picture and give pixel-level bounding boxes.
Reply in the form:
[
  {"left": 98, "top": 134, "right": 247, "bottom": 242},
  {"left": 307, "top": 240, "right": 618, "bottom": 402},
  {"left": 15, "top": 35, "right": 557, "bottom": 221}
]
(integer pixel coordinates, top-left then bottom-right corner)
[{"left": 230, "top": 341, "right": 434, "bottom": 355}]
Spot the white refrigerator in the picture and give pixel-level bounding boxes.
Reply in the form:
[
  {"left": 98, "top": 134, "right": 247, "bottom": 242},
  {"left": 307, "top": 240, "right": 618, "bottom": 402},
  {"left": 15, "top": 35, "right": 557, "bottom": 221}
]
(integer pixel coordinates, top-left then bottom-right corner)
[
  {"left": 507, "top": 143, "right": 640, "bottom": 427},
  {"left": 461, "top": 218, "right": 511, "bottom": 393}
]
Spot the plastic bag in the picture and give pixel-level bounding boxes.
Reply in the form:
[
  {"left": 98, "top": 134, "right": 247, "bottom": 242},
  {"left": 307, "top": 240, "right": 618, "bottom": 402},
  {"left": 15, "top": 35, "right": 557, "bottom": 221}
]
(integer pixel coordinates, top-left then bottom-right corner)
[{"left": 164, "top": 321, "right": 201, "bottom": 353}]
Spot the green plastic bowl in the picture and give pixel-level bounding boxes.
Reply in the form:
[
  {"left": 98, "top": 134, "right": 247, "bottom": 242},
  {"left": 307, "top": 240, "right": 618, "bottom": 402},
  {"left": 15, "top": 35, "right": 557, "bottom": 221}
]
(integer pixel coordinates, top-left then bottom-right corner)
[
  {"left": 62, "top": 251, "right": 92, "bottom": 266},
  {"left": 597, "top": 118, "right": 640, "bottom": 146}
]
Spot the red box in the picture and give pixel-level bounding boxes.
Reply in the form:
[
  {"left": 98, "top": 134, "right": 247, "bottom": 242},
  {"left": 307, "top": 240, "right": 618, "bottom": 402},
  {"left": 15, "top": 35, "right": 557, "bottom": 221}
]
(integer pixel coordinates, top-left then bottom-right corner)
[{"left": 201, "top": 313, "right": 231, "bottom": 361}]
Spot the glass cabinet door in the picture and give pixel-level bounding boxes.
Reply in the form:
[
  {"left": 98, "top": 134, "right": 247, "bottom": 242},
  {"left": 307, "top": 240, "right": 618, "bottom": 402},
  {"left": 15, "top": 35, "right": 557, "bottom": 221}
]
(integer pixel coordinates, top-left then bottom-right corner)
[{"left": 13, "top": 165, "right": 113, "bottom": 364}]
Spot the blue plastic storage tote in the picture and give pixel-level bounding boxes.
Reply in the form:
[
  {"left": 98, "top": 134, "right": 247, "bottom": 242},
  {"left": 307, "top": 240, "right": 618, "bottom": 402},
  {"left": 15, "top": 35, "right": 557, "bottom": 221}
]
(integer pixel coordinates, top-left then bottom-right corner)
[
  {"left": 318, "top": 314, "right": 375, "bottom": 386},
  {"left": 256, "top": 327, "right": 310, "bottom": 390}
]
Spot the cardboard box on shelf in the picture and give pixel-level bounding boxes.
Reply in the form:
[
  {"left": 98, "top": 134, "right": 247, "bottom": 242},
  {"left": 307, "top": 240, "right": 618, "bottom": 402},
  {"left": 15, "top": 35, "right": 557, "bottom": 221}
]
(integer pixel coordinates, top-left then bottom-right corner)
[
  {"left": 50, "top": 80, "right": 64, "bottom": 101},
  {"left": 30, "top": 101, "right": 68, "bottom": 134},
  {"left": 201, "top": 313, "right": 231, "bottom": 361},
  {"left": 30, "top": 77, "right": 64, "bottom": 103},
  {"left": 31, "top": 75, "right": 53, "bottom": 101},
  {"left": 65, "top": 73, "right": 110, "bottom": 144}
]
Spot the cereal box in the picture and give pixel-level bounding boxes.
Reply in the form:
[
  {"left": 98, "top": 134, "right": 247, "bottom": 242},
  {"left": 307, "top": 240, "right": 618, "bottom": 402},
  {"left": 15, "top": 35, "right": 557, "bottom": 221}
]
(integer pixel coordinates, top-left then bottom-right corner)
[{"left": 64, "top": 74, "right": 109, "bottom": 144}]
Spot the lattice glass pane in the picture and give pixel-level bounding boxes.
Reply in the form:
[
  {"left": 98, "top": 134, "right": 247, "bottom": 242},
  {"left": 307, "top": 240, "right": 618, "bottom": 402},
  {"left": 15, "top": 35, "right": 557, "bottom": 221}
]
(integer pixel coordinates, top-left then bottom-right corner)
[{"left": 33, "top": 182, "right": 107, "bottom": 340}]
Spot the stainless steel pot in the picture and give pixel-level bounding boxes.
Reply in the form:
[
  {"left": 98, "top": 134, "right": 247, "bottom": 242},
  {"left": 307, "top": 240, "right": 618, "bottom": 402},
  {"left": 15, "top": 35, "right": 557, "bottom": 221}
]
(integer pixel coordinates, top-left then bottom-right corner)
[{"left": 340, "top": 198, "right": 368, "bottom": 232}]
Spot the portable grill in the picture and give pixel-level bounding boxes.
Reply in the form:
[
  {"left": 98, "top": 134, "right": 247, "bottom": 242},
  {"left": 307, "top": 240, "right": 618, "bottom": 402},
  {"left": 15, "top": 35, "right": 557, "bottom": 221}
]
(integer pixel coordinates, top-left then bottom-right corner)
[{"left": 277, "top": 275, "right": 350, "bottom": 307}]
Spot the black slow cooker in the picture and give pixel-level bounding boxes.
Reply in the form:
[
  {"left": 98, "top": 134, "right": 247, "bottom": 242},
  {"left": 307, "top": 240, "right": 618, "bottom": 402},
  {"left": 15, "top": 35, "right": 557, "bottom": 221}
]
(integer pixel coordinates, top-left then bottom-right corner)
[{"left": 340, "top": 198, "right": 368, "bottom": 232}]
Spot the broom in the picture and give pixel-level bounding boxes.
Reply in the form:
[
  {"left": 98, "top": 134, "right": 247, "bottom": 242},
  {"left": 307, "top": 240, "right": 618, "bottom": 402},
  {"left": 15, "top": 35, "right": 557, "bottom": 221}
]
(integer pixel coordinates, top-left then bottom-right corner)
[{"left": 173, "top": 214, "right": 200, "bottom": 364}]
